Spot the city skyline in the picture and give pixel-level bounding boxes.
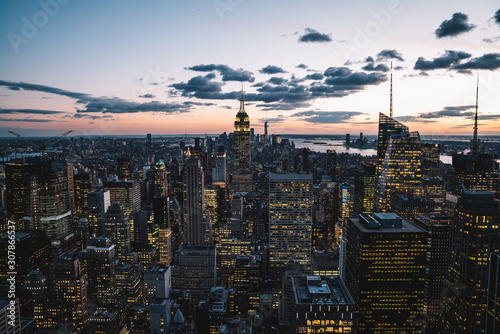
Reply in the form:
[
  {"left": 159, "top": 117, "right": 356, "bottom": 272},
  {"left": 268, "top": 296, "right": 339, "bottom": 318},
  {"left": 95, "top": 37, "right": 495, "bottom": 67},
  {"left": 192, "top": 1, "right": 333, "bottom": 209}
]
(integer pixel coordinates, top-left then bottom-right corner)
[{"left": 1, "top": 0, "right": 500, "bottom": 137}]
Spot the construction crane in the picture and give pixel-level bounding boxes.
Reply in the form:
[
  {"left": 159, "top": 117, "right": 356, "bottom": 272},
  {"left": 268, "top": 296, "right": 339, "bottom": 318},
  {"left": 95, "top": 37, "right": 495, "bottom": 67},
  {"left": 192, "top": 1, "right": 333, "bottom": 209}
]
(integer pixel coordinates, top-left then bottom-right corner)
[{"left": 8, "top": 130, "right": 74, "bottom": 157}]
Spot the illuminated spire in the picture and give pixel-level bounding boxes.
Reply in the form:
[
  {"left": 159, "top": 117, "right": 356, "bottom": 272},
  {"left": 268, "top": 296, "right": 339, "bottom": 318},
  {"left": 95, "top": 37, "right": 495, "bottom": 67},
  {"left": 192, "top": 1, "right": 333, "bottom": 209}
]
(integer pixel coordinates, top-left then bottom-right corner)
[
  {"left": 239, "top": 83, "right": 245, "bottom": 112},
  {"left": 390, "top": 62, "right": 393, "bottom": 119},
  {"left": 472, "top": 74, "right": 479, "bottom": 155}
]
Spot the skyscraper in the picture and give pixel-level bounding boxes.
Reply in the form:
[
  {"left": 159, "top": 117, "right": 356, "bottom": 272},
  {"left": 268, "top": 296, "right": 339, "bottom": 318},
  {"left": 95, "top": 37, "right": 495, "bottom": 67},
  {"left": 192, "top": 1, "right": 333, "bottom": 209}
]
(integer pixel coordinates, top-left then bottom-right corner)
[
  {"left": 233, "top": 91, "right": 252, "bottom": 192},
  {"left": 346, "top": 213, "right": 427, "bottom": 333},
  {"left": 353, "top": 163, "right": 376, "bottom": 215},
  {"left": 87, "top": 188, "right": 111, "bottom": 237},
  {"left": 185, "top": 156, "right": 211, "bottom": 244},
  {"left": 86, "top": 237, "right": 117, "bottom": 306},
  {"left": 374, "top": 129, "right": 423, "bottom": 212},
  {"left": 104, "top": 203, "right": 131, "bottom": 262},
  {"left": 442, "top": 189, "right": 500, "bottom": 333},
  {"left": 413, "top": 214, "right": 453, "bottom": 332},
  {"left": 48, "top": 257, "right": 88, "bottom": 331},
  {"left": 486, "top": 253, "right": 500, "bottom": 334},
  {"left": 269, "top": 173, "right": 313, "bottom": 275},
  {"left": 450, "top": 79, "right": 499, "bottom": 197},
  {"left": 103, "top": 178, "right": 140, "bottom": 242},
  {"left": 117, "top": 157, "right": 132, "bottom": 179},
  {"left": 74, "top": 170, "right": 94, "bottom": 214},
  {"left": 326, "top": 150, "right": 337, "bottom": 181},
  {"left": 376, "top": 112, "right": 408, "bottom": 175}
]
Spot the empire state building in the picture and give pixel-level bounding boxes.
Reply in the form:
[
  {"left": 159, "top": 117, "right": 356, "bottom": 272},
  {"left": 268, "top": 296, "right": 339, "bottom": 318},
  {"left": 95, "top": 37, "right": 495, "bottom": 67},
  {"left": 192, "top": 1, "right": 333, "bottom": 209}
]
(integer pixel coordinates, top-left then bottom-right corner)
[{"left": 233, "top": 91, "right": 252, "bottom": 192}]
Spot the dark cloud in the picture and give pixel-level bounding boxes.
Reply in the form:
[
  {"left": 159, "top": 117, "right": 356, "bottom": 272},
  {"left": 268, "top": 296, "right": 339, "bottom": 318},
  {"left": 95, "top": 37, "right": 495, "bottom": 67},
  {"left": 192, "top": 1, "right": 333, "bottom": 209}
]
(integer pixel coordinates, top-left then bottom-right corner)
[
  {"left": 435, "top": 12, "right": 476, "bottom": 38},
  {"left": 377, "top": 49, "right": 404, "bottom": 61},
  {"left": 414, "top": 50, "right": 471, "bottom": 70},
  {"left": 268, "top": 77, "right": 287, "bottom": 85},
  {"left": 0, "top": 80, "right": 90, "bottom": 100},
  {"left": 454, "top": 53, "right": 500, "bottom": 71},
  {"left": 186, "top": 64, "right": 255, "bottom": 82},
  {"left": 397, "top": 105, "right": 476, "bottom": 123},
  {"left": 78, "top": 99, "right": 193, "bottom": 114},
  {"left": 259, "top": 65, "right": 286, "bottom": 74},
  {"left": 365, "top": 56, "right": 375, "bottom": 63},
  {"left": 0, "top": 108, "right": 65, "bottom": 115},
  {"left": 291, "top": 111, "right": 365, "bottom": 123},
  {"left": 495, "top": 9, "right": 500, "bottom": 24},
  {"left": 304, "top": 73, "right": 324, "bottom": 80},
  {"left": 296, "top": 64, "right": 308, "bottom": 69},
  {"left": 362, "top": 63, "right": 390, "bottom": 72},
  {"left": 324, "top": 67, "right": 352, "bottom": 77},
  {"left": 298, "top": 28, "right": 332, "bottom": 43},
  {"left": 139, "top": 94, "right": 155, "bottom": 98},
  {"left": 171, "top": 65, "right": 387, "bottom": 110},
  {"left": 419, "top": 105, "right": 475, "bottom": 119},
  {"left": 1, "top": 80, "right": 194, "bottom": 115},
  {"left": 171, "top": 74, "right": 223, "bottom": 96},
  {"left": 0, "top": 117, "right": 55, "bottom": 122},
  {"left": 324, "top": 72, "right": 386, "bottom": 86}
]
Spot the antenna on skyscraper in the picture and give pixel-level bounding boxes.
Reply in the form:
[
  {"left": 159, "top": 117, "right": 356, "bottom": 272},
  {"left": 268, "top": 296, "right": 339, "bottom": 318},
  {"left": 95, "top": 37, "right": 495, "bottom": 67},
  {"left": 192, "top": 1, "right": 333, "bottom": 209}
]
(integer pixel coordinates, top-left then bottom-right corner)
[
  {"left": 390, "top": 62, "right": 393, "bottom": 119},
  {"left": 239, "top": 82, "right": 245, "bottom": 111},
  {"left": 472, "top": 73, "right": 479, "bottom": 155}
]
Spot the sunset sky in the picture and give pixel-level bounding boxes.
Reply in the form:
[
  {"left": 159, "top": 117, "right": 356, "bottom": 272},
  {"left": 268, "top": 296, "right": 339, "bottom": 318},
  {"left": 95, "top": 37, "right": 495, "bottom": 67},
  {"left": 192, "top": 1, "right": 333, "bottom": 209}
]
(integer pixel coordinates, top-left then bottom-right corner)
[{"left": 1, "top": 0, "right": 500, "bottom": 137}]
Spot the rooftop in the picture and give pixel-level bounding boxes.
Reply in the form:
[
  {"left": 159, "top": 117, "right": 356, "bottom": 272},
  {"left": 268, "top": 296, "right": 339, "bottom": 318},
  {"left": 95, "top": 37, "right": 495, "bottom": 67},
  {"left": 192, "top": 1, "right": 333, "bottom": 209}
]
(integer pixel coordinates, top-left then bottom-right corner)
[
  {"left": 351, "top": 213, "right": 425, "bottom": 233},
  {"left": 292, "top": 275, "right": 354, "bottom": 306}
]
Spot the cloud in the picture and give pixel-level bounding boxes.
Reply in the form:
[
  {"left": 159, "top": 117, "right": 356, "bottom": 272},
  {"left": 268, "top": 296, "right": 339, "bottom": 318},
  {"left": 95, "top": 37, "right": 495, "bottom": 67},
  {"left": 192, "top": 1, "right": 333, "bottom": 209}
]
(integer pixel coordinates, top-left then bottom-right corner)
[
  {"left": 324, "top": 72, "right": 386, "bottom": 86},
  {"left": 435, "top": 12, "right": 476, "bottom": 38},
  {"left": 298, "top": 28, "right": 332, "bottom": 43},
  {"left": 0, "top": 80, "right": 90, "bottom": 100},
  {"left": 259, "top": 65, "right": 286, "bottom": 74},
  {"left": 171, "top": 65, "right": 388, "bottom": 110},
  {"left": 291, "top": 111, "right": 365, "bottom": 123},
  {"left": 495, "top": 9, "right": 500, "bottom": 24},
  {"left": 187, "top": 64, "right": 255, "bottom": 82},
  {"left": 257, "top": 115, "right": 287, "bottom": 123},
  {"left": 0, "top": 108, "right": 66, "bottom": 115},
  {"left": 0, "top": 80, "right": 193, "bottom": 115},
  {"left": 483, "top": 36, "right": 500, "bottom": 43},
  {"left": 139, "top": 94, "right": 155, "bottom": 98},
  {"left": 256, "top": 102, "right": 311, "bottom": 111},
  {"left": 78, "top": 99, "right": 193, "bottom": 114},
  {"left": 0, "top": 117, "right": 55, "bottom": 122},
  {"left": 297, "top": 64, "right": 308, "bottom": 69},
  {"left": 414, "top": 50, "right": 471, "bottom": 70},
  {"left": 304, "top": 73, "right": 324, "bottom": 80},
  {"left": 324, "top": 67, "right": 352, "bottom": 77},
  {"left": 362, "top": 63, "right": 390, "bottom": 72},
  {"left": 454, "top": 53, "right": 500, "bottom": 71},
  {"left": 396, "top": 105, "right": 476, "bottom": 123},
  {"left": 419, "top": 105, "right": 475, "bottom": 118},
  {"left": 376, "top": 49, "right": 404, "bottom": 61},
  {"left": 268, "top": 77, "right": 287, "bottom": 85}
]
